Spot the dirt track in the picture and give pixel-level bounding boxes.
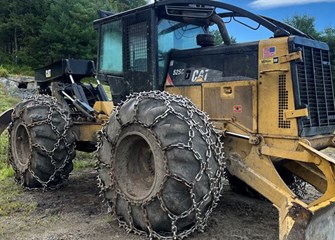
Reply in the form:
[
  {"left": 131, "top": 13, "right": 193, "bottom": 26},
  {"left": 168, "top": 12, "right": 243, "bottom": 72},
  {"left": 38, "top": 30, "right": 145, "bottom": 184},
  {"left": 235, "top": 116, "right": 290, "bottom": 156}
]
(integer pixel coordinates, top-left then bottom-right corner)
[{"left": 0, "top": 168, "right": 279, "bottom": 240}]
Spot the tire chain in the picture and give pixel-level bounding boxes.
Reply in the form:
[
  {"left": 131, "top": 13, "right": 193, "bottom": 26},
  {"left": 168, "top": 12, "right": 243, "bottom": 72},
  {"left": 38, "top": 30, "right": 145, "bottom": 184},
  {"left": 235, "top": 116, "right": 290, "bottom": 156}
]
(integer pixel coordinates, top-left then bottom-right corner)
[
  {"left": 96, "top": 91, "right": 225, "bottom": 240},
  {"left": 8, "top": 95, "right": 75, "bottom": 191}
]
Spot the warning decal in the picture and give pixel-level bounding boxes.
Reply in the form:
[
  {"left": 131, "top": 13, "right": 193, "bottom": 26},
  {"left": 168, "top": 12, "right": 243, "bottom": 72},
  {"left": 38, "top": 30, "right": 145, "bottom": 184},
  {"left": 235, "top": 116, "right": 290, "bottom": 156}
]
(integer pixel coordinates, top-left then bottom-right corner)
[
  {"left": 233, "top": 105, "right": 242, "bottom": 113},
  {"left": 165, "top": 74, "right": 174, "bottom": 86}
]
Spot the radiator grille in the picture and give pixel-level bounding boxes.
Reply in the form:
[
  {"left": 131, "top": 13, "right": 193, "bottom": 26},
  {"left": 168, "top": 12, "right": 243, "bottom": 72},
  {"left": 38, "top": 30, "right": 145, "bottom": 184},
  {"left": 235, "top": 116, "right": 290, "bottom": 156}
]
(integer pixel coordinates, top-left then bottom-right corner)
[
  {"left": 295, "top": 45, "right": 335, "bottom": 130},
  {"left": 278, "top": 74, "right": 291, "bottom": 128}
]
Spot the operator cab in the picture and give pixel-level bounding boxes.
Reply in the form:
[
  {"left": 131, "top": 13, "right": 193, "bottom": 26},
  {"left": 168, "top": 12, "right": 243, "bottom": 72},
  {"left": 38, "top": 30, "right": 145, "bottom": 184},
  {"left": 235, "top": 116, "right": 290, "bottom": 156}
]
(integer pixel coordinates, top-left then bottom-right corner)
[{"left": 93, "top": 0, "right": 312, "bottom": 105}]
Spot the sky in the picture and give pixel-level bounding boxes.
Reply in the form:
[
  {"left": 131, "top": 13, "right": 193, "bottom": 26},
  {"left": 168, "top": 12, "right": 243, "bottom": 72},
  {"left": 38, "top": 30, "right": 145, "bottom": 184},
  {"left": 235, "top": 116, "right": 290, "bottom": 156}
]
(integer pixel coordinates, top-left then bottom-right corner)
[
  {"left": 147, "top": 0, "right": 335, "bottom": 42},
  {"left": 234, "top": 0, "right": 335, "bottom": 30},
  {"left": 220, "top": 0, "right": 335, "bottom": 42}
]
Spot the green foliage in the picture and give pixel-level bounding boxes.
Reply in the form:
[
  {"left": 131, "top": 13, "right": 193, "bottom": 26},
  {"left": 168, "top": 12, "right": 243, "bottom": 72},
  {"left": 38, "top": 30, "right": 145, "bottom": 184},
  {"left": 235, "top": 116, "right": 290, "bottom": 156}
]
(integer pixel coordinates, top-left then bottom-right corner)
[
  {"left": 100, "top": 0, "right": 146, "bottom": 12},
  {"left": 0, "top": 0, "right": 147, "bottom": 69},
  {"left": 212, "top": 29, "right": 237, "bottom": 45},
  {"left": 0, "top": 164, "right": 14, "bottom": 181},
  {"left": 0, "top": 66, "right": 8, "bottom": 77},
  {"left": 284, "top": 15, "right": 320, "bottom": 39},
  {"left": 38, "top": 0, "right": 98, "bottom": 64},
  {"left": 320, "top": 27, "right": 335, "bottom": 77},
  {"left": 0, "top": 131, "right": 12, "bottom": 181},
  {"left": 0, "top": 83, "right": 18, "bottom": 180},
  {"left": 3, "top": 64, "right": 33, "bottom": 76},
  {"left": 0, "top": 133, "right": 11, "bottom": 182},
  {"left": 0, "top": 0, "right": 50, "bottom": 67},
  {"left": 0, "top": 132, "right": 9, "bottom": 164}
]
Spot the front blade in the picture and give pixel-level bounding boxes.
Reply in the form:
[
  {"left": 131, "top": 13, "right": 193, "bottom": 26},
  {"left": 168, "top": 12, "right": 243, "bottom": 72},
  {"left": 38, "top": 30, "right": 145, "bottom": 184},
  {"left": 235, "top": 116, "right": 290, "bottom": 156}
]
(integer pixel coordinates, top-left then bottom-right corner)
[{"left": 306, "top": 203, "right": 335, "bottom": 240}]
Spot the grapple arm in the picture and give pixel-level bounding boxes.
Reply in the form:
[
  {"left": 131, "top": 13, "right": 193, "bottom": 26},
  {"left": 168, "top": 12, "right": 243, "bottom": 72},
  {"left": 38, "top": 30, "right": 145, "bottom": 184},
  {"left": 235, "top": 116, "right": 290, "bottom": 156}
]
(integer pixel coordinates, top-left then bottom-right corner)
[{"left": 226, "top": 134, "right": 335, "bottom": 240}]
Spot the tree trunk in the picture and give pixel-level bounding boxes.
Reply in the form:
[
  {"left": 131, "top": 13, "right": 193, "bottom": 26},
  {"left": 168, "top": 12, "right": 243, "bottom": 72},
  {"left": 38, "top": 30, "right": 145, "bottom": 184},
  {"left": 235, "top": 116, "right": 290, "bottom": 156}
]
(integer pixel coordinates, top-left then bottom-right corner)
[{"left": 14, "top": 27, "right": 18, "bottom": 64}]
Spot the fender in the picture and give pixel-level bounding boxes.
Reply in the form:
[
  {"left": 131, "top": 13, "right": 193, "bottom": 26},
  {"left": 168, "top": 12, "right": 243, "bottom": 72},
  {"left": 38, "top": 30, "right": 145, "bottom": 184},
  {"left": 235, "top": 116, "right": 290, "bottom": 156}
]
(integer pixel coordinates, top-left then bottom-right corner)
[{"left": 0, "top": 108, "right": 13, "bottom": 135}]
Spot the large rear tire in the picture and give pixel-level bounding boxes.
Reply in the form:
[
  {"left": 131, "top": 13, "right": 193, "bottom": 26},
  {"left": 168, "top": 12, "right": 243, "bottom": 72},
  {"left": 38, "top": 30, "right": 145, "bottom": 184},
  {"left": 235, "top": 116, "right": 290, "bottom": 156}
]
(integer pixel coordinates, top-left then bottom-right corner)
[
  {"left": 97, "top": 91, "right": 224, "bottom": 239},
  {"left": 9, "top": 95, "right": 76, "bottom": 189}
]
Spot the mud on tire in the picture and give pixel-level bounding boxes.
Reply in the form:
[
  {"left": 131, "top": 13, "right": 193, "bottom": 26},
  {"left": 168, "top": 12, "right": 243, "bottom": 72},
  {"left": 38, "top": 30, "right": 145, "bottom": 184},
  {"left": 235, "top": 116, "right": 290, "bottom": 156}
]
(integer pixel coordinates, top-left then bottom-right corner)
[
  {"left": 9, "top": 95, "right": 76, "bottom": 189},
  {"left": 97, "top": 91, "right": 224, "bottom": 239}
]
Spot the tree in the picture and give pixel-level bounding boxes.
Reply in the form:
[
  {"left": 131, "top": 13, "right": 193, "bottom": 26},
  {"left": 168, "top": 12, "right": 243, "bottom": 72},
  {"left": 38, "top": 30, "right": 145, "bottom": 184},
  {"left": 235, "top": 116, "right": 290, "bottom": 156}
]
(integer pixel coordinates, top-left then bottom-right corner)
[
  {"left": 38, "top": 0, "right": 98, "bottom": 64},
  {"left": 211, "top": 29, "right": 236, "bottom": 45},
  {"left": 0, "top": 0, "right": 49, "bottom": 66},
  {"left": 284, "top": 15, "right": 335, "bottom": 78},
  {"left": 37, "top": 0, "right": 147, "bottom": 65},
  {"left": 320, "top": 27, "right": 335, "bottom": 77},
  {"left": 0, "top": 0, "right": 147, "bottom": 69},
  {"left": 284, "top": 15, "right": 320, "bottom": 39}
]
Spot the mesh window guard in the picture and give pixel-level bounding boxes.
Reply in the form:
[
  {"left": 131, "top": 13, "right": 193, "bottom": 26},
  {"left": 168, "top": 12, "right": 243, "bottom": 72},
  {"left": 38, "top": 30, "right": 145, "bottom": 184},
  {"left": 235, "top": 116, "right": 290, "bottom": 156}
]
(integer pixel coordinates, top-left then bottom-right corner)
[{"left": 127, "top": 22, "right": 148, "bottom": 72}]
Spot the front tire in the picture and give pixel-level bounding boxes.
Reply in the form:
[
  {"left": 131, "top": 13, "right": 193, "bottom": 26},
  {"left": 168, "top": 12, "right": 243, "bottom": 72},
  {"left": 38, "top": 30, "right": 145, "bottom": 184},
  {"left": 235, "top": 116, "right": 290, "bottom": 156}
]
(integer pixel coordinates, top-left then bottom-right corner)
[
  {"left": 9, "top": 95, "right": 76, "bottom": 189},
  {"left": 97, "top": 91, "right": 224, "bottom": 239}
]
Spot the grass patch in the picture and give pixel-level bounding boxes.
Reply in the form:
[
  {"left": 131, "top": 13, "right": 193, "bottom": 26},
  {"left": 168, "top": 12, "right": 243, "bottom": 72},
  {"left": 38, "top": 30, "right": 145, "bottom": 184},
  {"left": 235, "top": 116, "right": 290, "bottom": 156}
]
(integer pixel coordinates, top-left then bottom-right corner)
[
  {"left": 3, "top": 64, "right": 33, "bottom": 76},
  {"left": 0, "top": 164, "right": 14, "bottom": 181},
  {"left": 0, "top": 178, "right": 37, "bottom": 217},
  {"left": 0, "top": 119, "right": 14, "bottom": 181},
  {"left": 73, "top": 152, "right": 96, "bottom": 171},
  {"left": 0, "top": 132, "right": 8, "bottom": 161},
  {"left": 0, "top": 82, "right": 18, "bottom": 181}
]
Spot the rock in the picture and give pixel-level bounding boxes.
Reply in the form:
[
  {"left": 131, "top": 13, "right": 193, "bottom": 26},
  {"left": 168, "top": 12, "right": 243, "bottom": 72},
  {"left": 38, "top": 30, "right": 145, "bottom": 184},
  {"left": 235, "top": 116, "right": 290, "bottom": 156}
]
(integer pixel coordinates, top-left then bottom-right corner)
[{"left": 0, "top": 76, "right": 37, "bottom": 100}]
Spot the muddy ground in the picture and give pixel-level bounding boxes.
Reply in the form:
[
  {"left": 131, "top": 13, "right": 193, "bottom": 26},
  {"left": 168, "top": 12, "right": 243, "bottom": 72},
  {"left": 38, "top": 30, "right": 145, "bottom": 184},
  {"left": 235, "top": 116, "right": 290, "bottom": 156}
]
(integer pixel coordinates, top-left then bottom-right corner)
[
  {"left": 3, "top": 149, "right": 334, "bottom": 240},
  {"left": 0, "top": 167, "right": 279, "bottom": 240}
]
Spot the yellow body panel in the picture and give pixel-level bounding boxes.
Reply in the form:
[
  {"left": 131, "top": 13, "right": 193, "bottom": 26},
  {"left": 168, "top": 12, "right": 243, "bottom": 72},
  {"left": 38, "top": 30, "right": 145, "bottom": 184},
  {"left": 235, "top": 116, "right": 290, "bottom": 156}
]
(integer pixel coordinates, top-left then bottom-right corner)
[
  {"left": 165, "top": 85, "right": 202, "bottom": 109},
  {"left": 202, "top": 81, "right": 257, "bottom": 132},
  {"left": 74, "top": 101, "right": 114, "bottom": 142},
  {"left": 73, "top": 124, "right": 102, "bottom": 142},
  {"left": 165, "top": 36, "right": 335, "bottom": 240},
  {"left": 258, "top": 37, "right": 301, "bottom": 136},
  {"left": 166, "top": 80, "right": 258, "bottom": 133},
  {"left": 93, "top": 101, "right": 114, "bottom": 116}
]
